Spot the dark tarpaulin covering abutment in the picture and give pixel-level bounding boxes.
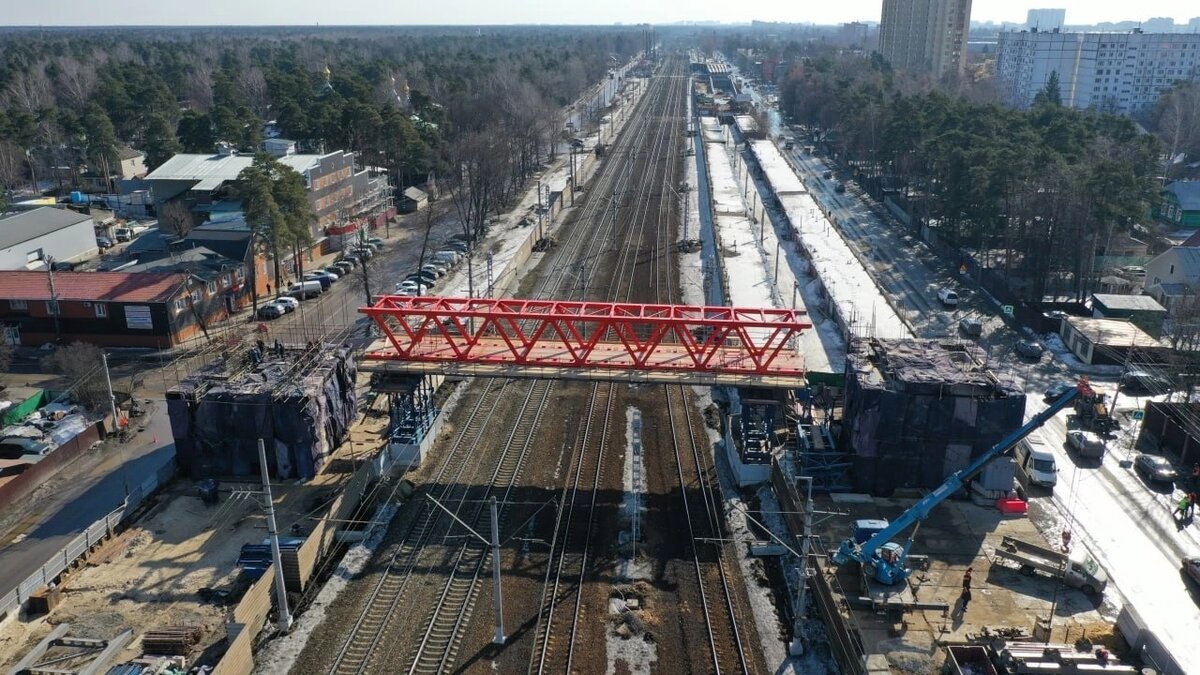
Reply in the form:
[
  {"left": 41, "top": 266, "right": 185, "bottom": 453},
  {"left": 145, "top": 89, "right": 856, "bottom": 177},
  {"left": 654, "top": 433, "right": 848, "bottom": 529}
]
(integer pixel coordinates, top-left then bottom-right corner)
[{"left": 166, "top": 345, "right": 358, "bottom": 481}]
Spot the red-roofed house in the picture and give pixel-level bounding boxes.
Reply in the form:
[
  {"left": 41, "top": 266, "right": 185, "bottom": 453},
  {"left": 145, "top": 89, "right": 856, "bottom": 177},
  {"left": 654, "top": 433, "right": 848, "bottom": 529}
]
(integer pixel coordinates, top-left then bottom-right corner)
[{"left": 0, "top": 271, "right": 232, "bottom": 348}]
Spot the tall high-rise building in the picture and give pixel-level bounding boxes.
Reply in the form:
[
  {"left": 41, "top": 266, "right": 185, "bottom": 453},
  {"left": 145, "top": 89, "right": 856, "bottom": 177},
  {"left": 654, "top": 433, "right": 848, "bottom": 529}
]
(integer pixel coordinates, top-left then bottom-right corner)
[
  {"left": 995, "top": 30, "right": 1200, "bottom": 115},
  {"left": 1025, "top": 8, "right": 1066, "bottom": 31},
  {"left": 879, "top": 0, "right": 973, "bottom": 78}
]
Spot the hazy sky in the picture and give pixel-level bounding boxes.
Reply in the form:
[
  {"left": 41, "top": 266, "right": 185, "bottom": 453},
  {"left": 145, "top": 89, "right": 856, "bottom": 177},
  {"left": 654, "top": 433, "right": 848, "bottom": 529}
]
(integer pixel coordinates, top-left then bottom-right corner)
[{"left": 4, "top": 0, "right": 1196, "bottom": 27}]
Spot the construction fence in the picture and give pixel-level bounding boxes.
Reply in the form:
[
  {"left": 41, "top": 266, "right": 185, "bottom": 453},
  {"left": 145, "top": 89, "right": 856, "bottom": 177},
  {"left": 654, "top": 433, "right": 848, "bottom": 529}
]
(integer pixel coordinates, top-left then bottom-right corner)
[{"left": 0, "top": 455, "right": 176, "bottom": 625}]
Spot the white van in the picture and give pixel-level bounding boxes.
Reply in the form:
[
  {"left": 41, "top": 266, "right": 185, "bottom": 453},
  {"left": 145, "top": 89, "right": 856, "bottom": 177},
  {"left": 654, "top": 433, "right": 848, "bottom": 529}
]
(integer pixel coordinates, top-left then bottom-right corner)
[
  {"left": 1015, "top": 433, "right": 1058, "bottom": 489},
  {"left": 287, "top": 280, "right": 323, "bottom": 300}
]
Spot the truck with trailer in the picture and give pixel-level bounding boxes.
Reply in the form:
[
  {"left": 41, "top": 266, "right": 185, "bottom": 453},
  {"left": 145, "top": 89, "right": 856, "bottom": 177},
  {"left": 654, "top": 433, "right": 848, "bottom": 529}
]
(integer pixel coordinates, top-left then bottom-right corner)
[{"left": 993, "top": 535, "right": 1108, "bottom": 595}]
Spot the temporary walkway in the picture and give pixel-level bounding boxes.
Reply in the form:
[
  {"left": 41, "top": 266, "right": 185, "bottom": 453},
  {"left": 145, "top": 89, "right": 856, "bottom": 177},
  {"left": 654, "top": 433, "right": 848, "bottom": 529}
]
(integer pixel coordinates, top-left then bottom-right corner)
[{"left": 360, "top": 296, "right": 810, "bottom": 387}]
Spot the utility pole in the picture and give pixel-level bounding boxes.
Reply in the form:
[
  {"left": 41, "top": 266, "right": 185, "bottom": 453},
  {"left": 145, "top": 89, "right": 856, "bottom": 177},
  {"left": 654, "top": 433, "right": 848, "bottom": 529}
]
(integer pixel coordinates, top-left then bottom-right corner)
[
  {"left": 794, "top": 476, "right": 814, "bottom": 636},
  {"left": 257, "top": 438, "right": 293, "bottom": 633},
  {"left": 102, "top": 352, "right": 118, "bottom": 431},
  {"left": 46, "top": 256, "right": 61, "bottom": 340}
]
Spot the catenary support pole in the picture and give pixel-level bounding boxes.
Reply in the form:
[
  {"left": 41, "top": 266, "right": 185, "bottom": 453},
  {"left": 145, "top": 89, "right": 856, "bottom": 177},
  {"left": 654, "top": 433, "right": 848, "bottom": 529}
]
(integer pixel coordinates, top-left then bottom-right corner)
[
  {"left": 258, "top": 438, "right": 293, "bottom": 633},
  {"left": 490, "top": 496, "right": 506, "bottom": 644}
]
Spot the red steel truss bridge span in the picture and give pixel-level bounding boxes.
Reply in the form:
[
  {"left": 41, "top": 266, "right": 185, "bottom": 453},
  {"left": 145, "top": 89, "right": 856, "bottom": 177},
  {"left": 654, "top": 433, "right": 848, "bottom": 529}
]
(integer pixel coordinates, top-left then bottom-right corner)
[{"left": 360, "top": 296, "right": 810, "bottom": 387}]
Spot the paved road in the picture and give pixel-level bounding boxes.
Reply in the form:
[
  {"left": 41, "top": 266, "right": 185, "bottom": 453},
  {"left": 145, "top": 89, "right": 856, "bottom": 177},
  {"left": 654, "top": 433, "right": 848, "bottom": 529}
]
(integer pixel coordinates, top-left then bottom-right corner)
[{"left": 0, "top": 400, "right": 173, "bottom": 600}]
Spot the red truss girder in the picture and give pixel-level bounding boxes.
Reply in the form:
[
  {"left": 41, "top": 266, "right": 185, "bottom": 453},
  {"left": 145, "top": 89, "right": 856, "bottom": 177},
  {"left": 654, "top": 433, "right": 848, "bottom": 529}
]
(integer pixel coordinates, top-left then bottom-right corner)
[{"left": 362, "top": 296, "right": 810, "bottom": 377}]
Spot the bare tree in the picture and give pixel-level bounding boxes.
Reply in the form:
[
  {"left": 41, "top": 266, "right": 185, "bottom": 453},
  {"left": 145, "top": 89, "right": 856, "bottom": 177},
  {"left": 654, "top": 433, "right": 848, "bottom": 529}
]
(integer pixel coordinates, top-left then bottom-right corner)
[
  {"left": 0, "top": 141, "right": 26, "bottom": 201},
  {"left": 7, "top": 66, "right": 54, "bottom": 114},
  {"left": 55, "top": 57, "right": 98, "bottom": 110},
  {"left": 241, "top": 66, "right": 270, "bottom": 119},
  {"left": 41, "top": 342, "right": 110, "bottom": 411},
  {"left": 1166, "top": 288, "right": 1200, "bottom": 354},
  {"left": 159, "top": 197, "right": 196, "bottom": 237},
  {"left": 447, "top": 131, "right": 507, "bottom": 299}
]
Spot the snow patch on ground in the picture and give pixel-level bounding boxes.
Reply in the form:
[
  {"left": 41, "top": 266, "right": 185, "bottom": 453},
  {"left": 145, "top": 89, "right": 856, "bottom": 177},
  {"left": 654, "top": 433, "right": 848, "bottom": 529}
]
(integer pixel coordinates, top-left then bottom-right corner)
[
  {"left": 1040, "top": 333, "right": 1123, "bottom": 377},
  {"left": 253, "top": 502, "right": 399, "bottom": 675},
  {"left": 618, "top": 406, "right": 650, "bottom": 582}
]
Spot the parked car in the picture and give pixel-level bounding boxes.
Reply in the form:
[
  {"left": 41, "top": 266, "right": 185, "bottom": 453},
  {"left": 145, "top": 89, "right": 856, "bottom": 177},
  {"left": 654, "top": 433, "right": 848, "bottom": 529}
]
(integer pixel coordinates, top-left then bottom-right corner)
[
  {"left": 431, "top": 251, "right": 461, "bottom": 264},
  {"left": 361, "top": 241, "right": 382, "bottom": 252},
  {"left": 320, "top": 267, "right": 343, "bottom": 280},
  {"left": 834, "top": 181, "right": 846, "bottom": 194},
  {"left": 330, "top": 261, "right": 354, "bottom": 275},
  {"left": 396, "top": 287, "right": 419, "bottom": 296},
  {"left": 1120, "top": 369, "right": 1172, "bottom": 392},
  {"left": 1066, "top": 430, "right": 1106, "bottom": 459},
  {"left": 822, "top": 170, "right": 833, "bottom": 179},
  {"left": 1015, "top": 435, "right": 1058, "bottom": 489},
  {"left": 958, "top": 317, "right": 983, "bottom": 338},
  {"left": 287, "top": 280, "right": 323, "bottom": 300},
  {"left": 114, "top": 227, "right": 133, "bottom": 242},
  {"left": 442, "top": 240, "right": 470, "bottom": 252},
  {"left": 308, "top": 270, "right": 339, "bottom": 284},
  {"left": 409, "top": 270, "right": 439, "bottom": 285},
  {"left": 1044, "top": 383, "right": 1074, "bottom": 402},
  {"left": 353, "top": 247, "right": 373, "bottom": 261},
  {"left": 1121, "top": 265, "right": 1147, "bottom": 280},
  {"left": 272, "top": 296, "right": 299, "bottom": 312},
  {"left": 257, "top": 303, "right": 285, "bottom": 319},
  {"left": 367, "top": 236, "right": 385, "bottom": 246},
  {"left": 339, "top": 255, "right": 360, "bottom": 267},
  {"left": 303, "top": 273, "right": 332, "bottom": 291},
  {"left": 421, "top": 262, "right": 448, "bottom": 277},
  {"left": 1184, "top": 557, "right": 1200, "bottom": 585},
  {"left": 937, "top": 287, "right": 959, "bottom": 307},
  {"left": 96, "top": 236, "right": 114, "bottom": 250},
  {"left": 1134, "top": 453, "right": 1178, "bottom": 486},
  {"left": 1015, "top": 339, "right": 1045, "bottom": 360},
  {"left": 0, "top": 437, "right": 51, "bottom": 460}
]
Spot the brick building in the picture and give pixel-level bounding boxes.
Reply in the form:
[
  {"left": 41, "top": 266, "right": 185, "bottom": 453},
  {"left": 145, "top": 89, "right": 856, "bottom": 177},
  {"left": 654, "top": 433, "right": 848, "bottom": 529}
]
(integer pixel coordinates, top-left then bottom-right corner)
[{"left": 0, "top": 270, "right": 234, "bottom": 348}]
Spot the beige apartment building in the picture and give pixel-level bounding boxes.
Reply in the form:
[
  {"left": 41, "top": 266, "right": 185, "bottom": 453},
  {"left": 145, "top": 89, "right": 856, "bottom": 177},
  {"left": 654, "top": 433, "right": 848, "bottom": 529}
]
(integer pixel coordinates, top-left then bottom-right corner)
[{"left": 879, "top": 0, "right": 972, "bottom": 78}]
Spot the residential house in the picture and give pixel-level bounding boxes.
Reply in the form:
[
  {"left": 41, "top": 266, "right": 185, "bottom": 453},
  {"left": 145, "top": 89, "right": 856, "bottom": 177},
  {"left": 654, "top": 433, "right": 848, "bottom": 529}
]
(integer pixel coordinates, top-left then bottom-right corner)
[
  {"left": 79, "top": 146, "right": 147, "bottom": 193},
  {"left": 399, "top": 186, "right": 428, "bottom": 213},
  {"left": 0, "top": 271, "right": 224, "bottom": 348},
  {"left": 1059, "top": 316, "right": 1164, "bottom": 366},
  {"left": 1090, "top": 293, "right": 1167, "bottom": 338},
  {"left": 0, "top": 208, "right": 97, "bottom": 270},
  {"left": 1157, "top": 182, "right": 1200, "bottom": 229},
  {"left": 122, "top": 223, "right": 271, "bottom": 303},
  {"left": 1144, "top": 246, "right": 1200, "bottom": 311}
]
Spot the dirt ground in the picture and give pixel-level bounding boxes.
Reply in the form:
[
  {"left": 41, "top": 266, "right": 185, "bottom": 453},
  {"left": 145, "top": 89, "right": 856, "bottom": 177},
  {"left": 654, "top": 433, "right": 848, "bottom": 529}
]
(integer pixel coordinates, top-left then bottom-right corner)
[
  {"left": 812, "top": 494, "right": 1117, "bottom": 672},
  {"left": 0, "top": 399, "right": 384, "bottom": 672}
]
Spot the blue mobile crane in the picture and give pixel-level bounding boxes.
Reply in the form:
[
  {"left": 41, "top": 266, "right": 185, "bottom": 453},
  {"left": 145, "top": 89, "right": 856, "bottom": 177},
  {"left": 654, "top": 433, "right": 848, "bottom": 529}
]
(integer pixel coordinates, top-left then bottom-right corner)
[{"left": 831, "top": 380, "right": 1091, "bottom": 585}]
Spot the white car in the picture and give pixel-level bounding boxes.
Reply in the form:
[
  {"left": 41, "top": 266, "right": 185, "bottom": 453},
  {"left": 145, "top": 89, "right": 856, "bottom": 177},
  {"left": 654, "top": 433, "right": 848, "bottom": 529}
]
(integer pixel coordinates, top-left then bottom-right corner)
[
  {"left": 937, "top": 287, "right": 959, "bottom": 307},
  {"left": 272, "top": 296, "right": 300, "bottom": 312}
]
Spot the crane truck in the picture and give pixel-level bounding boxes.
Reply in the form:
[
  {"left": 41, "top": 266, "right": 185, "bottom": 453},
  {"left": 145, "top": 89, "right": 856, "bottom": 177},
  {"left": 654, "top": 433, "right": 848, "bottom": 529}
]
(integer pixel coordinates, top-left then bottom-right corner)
[{"left": 831, "top": 380, "right": 1091, "bottom": 586}]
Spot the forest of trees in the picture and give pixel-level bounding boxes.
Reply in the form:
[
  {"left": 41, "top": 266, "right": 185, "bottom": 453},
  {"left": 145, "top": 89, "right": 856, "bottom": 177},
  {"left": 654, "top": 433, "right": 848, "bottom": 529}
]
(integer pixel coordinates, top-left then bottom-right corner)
[
  {"left": 0, "top": 26, "right": 641, "bottom": 205},
  {"left": 778, "top": 53, "right": 1163, "bottom": 302}
]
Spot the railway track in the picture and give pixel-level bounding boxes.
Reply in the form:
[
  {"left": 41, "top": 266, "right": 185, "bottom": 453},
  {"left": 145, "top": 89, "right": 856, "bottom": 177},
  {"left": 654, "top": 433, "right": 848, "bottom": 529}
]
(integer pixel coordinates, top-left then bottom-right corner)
[
  {"left": 329, "top": 378, "right": 515, "bottom": 674},
  {"left": 404, "top": 378, "right": 554, "bottom": 674},
  {"left": 664, "top": 383, "right": 751, "bottom": 674},
  {"left": 526, "top": 380, "right": 616, "bottom": 674}
]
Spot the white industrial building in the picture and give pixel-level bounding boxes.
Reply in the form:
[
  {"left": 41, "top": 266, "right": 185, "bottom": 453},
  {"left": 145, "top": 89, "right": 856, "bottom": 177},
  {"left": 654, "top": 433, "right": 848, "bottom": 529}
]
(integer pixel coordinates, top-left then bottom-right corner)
[
  {"left": 996, "top": 30, "right": 1200, "bottom": 114},
  {"left": 0, "top": 208, "right": 97, "bottom": 270}
]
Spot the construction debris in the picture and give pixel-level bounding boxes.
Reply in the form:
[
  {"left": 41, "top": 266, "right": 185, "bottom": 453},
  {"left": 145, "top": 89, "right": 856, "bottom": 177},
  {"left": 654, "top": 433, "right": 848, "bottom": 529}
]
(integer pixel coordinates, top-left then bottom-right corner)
[{"left": 141, "top": 625, "right": 204, "bottom": 656}]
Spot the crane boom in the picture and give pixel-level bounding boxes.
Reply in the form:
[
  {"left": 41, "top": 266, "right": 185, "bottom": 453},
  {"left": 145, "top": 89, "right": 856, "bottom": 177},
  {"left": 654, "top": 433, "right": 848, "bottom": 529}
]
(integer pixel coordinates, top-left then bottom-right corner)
[{"left": 831, "top": 380, "right": 1090, "bottom": 584}]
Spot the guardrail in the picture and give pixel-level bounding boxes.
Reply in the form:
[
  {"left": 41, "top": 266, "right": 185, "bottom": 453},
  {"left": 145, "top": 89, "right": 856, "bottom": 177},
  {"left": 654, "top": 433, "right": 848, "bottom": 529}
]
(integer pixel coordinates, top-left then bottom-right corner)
[{"left": 0, "top": 459, "right": 175, "bottom": 624}]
